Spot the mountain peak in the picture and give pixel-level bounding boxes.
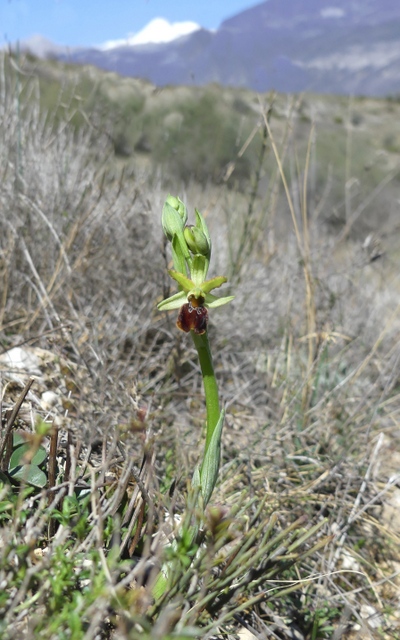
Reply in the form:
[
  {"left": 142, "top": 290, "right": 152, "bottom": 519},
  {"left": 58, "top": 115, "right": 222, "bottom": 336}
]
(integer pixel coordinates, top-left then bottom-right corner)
[
  {"left": 19, "top": 34, "right": 69, "bottom": 57},
  {"left": 19, "top": 0, "right": 400, "bottom": 97},
  {"left": 100, "top": 18, "right": 201, "bottom": 50}
]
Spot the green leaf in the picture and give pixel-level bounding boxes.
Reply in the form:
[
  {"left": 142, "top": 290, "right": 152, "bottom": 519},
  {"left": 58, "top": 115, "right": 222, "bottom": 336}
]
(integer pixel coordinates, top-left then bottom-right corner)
[
  {"left": 9, "top": 464, "right": 47, "bottom": 488},
  {"left": 192, "top": 465, "right": 201, "bottom": 491},
  {"left": 12, "top": 432, "right": 26, "bottom": 447},
  {"left": 9, "top": 443, "right": 47, "bottom": 469},
  {"left": 200, "top": 409, "right": 225, "bottom": 506}
]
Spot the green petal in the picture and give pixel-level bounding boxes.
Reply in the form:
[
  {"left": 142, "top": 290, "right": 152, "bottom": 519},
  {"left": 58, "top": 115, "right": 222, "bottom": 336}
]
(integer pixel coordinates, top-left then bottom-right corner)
[
  {"left": 202, "top": 276, "right": 227, "bottom": 294},
  {"left": 168, "top": 270, "right": 195, "bottom": 292},
  {"left": 157, "top": 291, "right": 186, "bottom": 311},
  {"left": 204, "top": 293, "right": 235, "bottom": 308}
]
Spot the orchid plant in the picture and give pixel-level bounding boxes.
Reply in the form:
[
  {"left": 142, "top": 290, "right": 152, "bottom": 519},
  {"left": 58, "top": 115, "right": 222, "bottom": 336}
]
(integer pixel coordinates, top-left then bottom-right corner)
[{"left": 158, "top": 195, "right": 234, "bottom": 506}]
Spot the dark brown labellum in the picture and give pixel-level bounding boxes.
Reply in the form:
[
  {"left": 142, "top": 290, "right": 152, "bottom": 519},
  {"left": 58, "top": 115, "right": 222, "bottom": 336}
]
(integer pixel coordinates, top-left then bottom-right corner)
[{"left": 177, "top": 303, "right": 208, "bottom": 334}]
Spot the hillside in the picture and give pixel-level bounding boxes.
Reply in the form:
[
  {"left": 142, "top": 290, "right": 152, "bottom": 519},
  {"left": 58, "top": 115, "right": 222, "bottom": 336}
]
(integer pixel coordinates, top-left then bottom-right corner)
[
  {"left": 0, "top": 51, "right": 400, "bottom": 639},
  {"left": 9, "top": 51, "right": 400, "bottom": 243},
  {"left": 23, "top": 0, "right": 400, "bottom": 96}
]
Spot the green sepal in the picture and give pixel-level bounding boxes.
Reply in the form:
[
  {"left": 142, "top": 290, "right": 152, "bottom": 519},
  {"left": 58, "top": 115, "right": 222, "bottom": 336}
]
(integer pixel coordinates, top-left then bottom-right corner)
[
  {"left": 200, "top": 409, "right": 225, "bottom": 506},
  {"left": 204, "top": 293, "right": 235, "bottom": 308},
  {"left": 157, "top": 290, "right": 186, "bottom": 311}
]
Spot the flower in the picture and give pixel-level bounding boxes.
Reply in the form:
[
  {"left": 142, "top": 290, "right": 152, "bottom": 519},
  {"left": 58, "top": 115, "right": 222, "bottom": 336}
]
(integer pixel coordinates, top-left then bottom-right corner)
[
  {"left": 158, "top": 196, "right": 234, "bottom": 332},
  {"left": 157, "top": 270, "right": 234, "bottom": 311},
  {"left": 158, "top": 269, "right": 234, "bottom": 334}
]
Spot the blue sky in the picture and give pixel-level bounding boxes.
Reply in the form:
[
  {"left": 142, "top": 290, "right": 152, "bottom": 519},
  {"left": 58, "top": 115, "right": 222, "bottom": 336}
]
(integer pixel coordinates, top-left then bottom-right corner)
[{"left": 0, "top": 0, "right": 259, "bottom": 47}]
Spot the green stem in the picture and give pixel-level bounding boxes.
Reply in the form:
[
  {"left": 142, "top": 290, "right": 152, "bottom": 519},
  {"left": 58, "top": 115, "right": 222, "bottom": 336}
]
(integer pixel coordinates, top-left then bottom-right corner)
[{"left": 191, "top": 330, "right": 220, "bottom": 451}]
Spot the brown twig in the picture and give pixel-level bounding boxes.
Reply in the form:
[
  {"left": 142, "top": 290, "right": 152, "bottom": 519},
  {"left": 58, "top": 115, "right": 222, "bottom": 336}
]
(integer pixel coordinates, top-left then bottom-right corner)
[
  {"left": 47, "top": 426, "right": 59, "bottom": 537},
  {"left": 128, "top": 499, "right": 146, "bottom": 558},
  {"left": 0, "top": 377, "right": 34, "bottom": 460}
]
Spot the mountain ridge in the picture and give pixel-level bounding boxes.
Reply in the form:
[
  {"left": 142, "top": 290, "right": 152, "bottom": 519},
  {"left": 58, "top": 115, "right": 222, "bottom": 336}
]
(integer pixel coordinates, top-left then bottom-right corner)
[{"left": 20, "top": 1, "right": 400, "bottom": 96}]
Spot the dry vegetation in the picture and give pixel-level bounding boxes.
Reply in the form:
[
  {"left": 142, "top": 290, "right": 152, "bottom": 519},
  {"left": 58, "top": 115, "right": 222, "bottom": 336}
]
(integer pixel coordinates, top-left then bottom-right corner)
[{"left": 0, "top": 52, "right": 400, "bottom": 639}]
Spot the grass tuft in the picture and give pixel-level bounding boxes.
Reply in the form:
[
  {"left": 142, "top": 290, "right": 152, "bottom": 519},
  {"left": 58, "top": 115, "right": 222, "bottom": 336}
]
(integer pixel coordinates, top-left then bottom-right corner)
[{"left": 0, "top": 51, "right": 399, "bottom": 639}]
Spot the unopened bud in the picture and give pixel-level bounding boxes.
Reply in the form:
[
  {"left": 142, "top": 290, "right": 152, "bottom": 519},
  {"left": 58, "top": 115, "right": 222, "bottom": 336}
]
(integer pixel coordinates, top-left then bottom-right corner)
[
  {"left": 184, "top": 225, "right": 210, "bottom": 257},
  {"left": 162, "top": 196, "right": 188, "bottom": 241},
  {"left": 166, "top": 195, "right": 188, "bottom": 223}
]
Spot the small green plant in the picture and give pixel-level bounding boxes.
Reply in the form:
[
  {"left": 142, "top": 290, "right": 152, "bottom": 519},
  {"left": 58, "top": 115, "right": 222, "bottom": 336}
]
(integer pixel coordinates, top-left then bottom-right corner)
[
  {"left": 7, "top": 430, "right": 48, "bottom": 488},
  {"left": 0, "top": 379, "right": 50, "bottom": 490},
  {"left": 153, "top": 195, "right": 234, "bottom": 598},
  {"left": 158, "top": 195, "right": 234, "bottom": 507},
  {"left": 1, "top": 54, "right": 399, "bottom": 637}
]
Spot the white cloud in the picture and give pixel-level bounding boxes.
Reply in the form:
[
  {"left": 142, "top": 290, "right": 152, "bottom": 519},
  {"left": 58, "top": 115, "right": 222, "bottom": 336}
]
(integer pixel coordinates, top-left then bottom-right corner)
[
  {"left": 320, "top": 7, "right": 345, "bottom": 19},
  {"left": 100, "top": 18, "right": 201, "bottom": 50}
]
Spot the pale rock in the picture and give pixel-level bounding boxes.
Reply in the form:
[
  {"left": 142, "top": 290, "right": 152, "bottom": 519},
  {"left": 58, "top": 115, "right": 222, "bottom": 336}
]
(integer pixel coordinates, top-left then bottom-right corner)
[
  {"left": 360, "top": 603, "right": 384, "bottom": 629},
  {"left": 341, "top": 549, "right": 361, "bottom": 572},
  {"left": 0, "top": 347, "right": 41, "bottom": 376},
  {"left": 41, "top": 391, "right": 59, "bottom": 410}
]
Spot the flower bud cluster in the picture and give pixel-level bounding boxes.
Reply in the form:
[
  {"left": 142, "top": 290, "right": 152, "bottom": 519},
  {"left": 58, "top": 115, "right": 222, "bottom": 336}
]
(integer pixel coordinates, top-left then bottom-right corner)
[{"left": 162, "top": 195, "right": 211, "bottom": 278}]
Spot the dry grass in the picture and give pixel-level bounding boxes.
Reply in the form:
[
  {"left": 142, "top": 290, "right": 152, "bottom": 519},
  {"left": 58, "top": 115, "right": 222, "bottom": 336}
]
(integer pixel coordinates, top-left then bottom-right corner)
[{"left": 0, "top": 54, "right": 399, "bottom": 639}]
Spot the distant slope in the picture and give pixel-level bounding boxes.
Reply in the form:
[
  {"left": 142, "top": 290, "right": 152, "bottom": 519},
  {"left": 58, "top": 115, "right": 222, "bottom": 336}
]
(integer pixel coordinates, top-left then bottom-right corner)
[
  {"left": 28, "top": 0, "right": 400, "bottom": 97},
  {"left": 4, "top": 50, "right": 400, "bottom": 239}
]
